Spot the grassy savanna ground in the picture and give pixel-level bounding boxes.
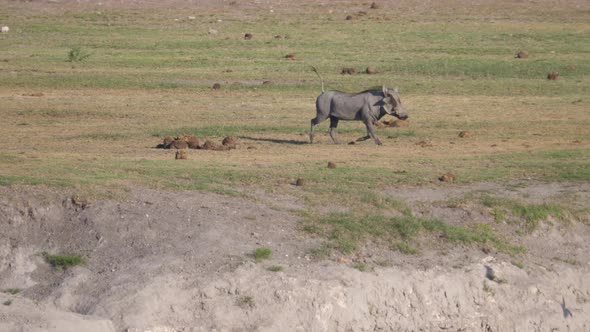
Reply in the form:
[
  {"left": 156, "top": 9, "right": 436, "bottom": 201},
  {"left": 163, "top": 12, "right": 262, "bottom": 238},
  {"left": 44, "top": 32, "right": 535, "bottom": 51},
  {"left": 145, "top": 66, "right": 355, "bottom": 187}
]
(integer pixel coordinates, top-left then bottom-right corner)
[{"left": 1, "top": 1, "right": 589, "bottom": 255}]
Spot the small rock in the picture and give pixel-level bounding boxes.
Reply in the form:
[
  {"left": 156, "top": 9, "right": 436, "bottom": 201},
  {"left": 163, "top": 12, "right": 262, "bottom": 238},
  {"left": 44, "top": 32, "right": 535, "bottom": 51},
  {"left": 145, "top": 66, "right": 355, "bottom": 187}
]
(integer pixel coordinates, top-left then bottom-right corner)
[
  {"left": 244, "top": 33, "right": 253, "bottom": 40},
  {"left": 341, "top": 67, "right": 356, "bottom": 75},
  {"left": 327, "top": 162, "right": 337, "bottom": 169},
  {"left": 295, "top": 178, "right": 305, "bottom": 186},
  {"left": 188, "top": 16, "right": 196, "bottom": 20},
  {"left": 515, "top": 51, "right": 529, "bottom": 59},
  {"left": 547, "top": 71, "right": 560, "bottom": 80},
  {"left": 1, "top": 26, "right": 9, "bottom": 33},
  {"left": 458, "top": 131, "right": 472, "bottom": 138},
  {"left": 175, "top": 150, "right": 188, "bottom": 160},
  {"left": 345, "top": 15, "right": 354, "bottom": 20},
  {"left": 365, "top": 66, "right": 378, "bottom": 74},
  {"left": 208, "top": 28, "right": 218, "bottom": 35},
  {"left": 439, "top": 172, "right": 455, "bottom": 182},
  {"left": 212, "top": 83, "right": 221, "bottom": 89}
]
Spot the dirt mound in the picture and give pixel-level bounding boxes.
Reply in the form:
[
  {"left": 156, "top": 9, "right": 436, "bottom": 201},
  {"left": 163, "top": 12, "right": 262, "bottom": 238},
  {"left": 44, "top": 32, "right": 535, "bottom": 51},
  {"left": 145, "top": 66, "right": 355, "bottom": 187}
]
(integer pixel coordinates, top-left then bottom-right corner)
[
  {"left": 157, "top": 135, "right": 236, "bottom": 151},
  {"left": 341, "top": 67, "right": 356, "bottom": 75}
]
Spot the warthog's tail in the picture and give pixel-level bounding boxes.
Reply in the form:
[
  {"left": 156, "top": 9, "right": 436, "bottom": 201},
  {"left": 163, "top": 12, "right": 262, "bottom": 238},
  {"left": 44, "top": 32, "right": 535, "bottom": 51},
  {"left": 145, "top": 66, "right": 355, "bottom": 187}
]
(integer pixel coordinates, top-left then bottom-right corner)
[{"left": 311, "top": 65, "right": 325, "bottom": 93}]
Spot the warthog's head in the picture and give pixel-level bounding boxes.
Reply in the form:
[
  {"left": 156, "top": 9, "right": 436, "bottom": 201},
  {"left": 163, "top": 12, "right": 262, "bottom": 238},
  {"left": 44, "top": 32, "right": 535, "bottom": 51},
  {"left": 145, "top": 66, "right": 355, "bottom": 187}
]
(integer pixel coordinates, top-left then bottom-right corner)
[{"left": 382, "top": 86, "right": 408, "bottom": 120}]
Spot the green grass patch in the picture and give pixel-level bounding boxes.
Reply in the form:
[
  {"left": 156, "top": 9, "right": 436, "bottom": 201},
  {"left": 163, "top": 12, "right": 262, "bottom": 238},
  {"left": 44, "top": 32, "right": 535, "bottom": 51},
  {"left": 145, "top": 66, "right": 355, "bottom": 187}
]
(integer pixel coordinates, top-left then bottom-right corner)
[
  {"left": 253, "top": 247, "right": 272, "bottom": 262},
  {"left": 304, "top": 211, "right": 523, "bottom": 256},
  {"left": 2, "top": 288, "right": 21, "bottom": 295},
  {"left": 42, "top": 252, "right": 85, "bottom": 269}
]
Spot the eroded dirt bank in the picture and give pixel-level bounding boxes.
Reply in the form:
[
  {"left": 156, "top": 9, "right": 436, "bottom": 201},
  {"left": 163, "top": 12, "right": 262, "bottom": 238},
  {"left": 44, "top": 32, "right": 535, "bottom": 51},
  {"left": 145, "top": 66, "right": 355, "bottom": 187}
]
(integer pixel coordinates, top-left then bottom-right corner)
[{"left": 0, "top": 183, "right": 589, "bottom": 331}]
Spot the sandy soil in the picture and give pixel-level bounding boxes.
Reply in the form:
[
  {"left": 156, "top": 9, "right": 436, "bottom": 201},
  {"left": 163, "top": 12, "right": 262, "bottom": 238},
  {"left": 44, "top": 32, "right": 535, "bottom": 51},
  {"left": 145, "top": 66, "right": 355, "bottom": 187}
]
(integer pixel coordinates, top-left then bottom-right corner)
[{"left": 1, "top": 182, "right": 589, "bottom": 331}]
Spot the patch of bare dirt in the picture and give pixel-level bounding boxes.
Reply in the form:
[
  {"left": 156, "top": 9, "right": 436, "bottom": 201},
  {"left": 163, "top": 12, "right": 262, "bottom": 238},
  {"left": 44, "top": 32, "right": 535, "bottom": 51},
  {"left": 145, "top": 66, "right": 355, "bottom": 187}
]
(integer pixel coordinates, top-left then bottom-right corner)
[{"left": 0, "top": 182, "right": 589, "bottom": 331}]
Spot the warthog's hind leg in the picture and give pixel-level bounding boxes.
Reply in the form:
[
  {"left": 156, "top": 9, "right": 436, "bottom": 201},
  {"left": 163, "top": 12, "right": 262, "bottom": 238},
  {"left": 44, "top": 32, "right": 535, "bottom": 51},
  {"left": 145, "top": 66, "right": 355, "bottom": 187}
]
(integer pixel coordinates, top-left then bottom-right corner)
[{"left": 329, "top": 116, "right": 341, "bottom": 144}]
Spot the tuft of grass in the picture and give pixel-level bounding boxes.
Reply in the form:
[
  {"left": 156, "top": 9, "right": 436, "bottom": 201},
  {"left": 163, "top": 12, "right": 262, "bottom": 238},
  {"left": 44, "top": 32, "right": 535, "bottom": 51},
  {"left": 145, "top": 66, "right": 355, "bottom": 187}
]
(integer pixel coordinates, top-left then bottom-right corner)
[
  {"left": 394, "top": 242, "right": 419, "bottom": 255},
  {"left": 253, "top": 247, "right": 272, "bottom": 262},
  {"left": 2, "top": 288, "right": 21, "bottom": 295},
  {"left": 236, "top": 295, "right": 255, "bottom": 309},
  {"left": 67, "top": 46, "right": 91, "bottom": 62},
  {"left": 42, "top": 252, "right": 85, "bottom": 269},
  {"left": 267, "top": 265, "right": 283, "bottom": 272},
  {"left": 352, "top": 262, "right": 370, "bottom": 272}
]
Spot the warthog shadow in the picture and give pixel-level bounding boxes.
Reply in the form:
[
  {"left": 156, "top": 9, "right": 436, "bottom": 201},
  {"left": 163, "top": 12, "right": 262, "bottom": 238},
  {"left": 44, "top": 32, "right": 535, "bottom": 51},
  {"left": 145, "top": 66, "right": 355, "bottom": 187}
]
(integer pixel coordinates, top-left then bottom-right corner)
[{"left": 240, "top": 136, "right": 308, "bottom": 145}]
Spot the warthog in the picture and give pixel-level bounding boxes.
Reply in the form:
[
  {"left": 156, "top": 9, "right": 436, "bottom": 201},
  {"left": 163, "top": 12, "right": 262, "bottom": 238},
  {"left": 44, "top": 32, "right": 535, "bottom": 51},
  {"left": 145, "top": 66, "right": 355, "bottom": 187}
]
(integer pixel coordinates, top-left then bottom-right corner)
[{"left": 309, "top": 67, "right": 408, "bottom": 145}]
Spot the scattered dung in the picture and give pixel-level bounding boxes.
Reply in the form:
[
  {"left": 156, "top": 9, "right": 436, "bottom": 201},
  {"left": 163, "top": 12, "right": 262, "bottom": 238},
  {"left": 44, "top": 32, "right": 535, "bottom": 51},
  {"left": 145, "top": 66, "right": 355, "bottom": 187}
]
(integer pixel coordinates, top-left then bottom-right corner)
[
  {"left": 370, "top": 2, "right": 380, "bottom": 9},
  {"left": 547, "top": 71, "right": 560, "bottom": 80},
  {"left": 163, "top": 136, "right": 175, "bottom": 146},
  {"left": 327, "top": 162, "right": 337, "bottom": 169},
  {"left": 175, "top": 150, "right": 188, "bottom": 160},
  {"left": 285, "top": 53, "right": 296, "bottom": 60},
  {"left": 515, "top": 51, "right": 529, "bottom": 58},
  {"left": 212, "top": 83, "right": 221, "bottom": 89},
  {"left": 458, "top": 131, "right": 473, "bottom": 138},
  {"left": 244, "top": 33, "right": 253, "bottom": 40},
  {"left": 341, "top": 67, "right": 356, "bottom": 75},
  {"left": 23, "top": 92, "right": 44, "bottom": 97},
  {"left": 378, "top": 119, "right": 410, "bottom": 128},
  {"left": 295, "top": 178, "right": 305, "bottom": 187},
  {"left": 365, "top": 66, "right": 378, "bottom": 74},
  {"left": 202, "top": 139, "right": 218, "bottom": 150},
  {"left": 185, "top": 136, "right": 200, "bottom": 149},
  {"left": 222, "top": 136, "right": 238, "bottom": 149},
  {"left": 169, "top": 139, "right": 189, "bottom": 149},
  {"left": 439, "top": 172, "right": 455, "bottom": 182},
  {"left": 416, "top": 140, "right": 433, "bottom": 148}
]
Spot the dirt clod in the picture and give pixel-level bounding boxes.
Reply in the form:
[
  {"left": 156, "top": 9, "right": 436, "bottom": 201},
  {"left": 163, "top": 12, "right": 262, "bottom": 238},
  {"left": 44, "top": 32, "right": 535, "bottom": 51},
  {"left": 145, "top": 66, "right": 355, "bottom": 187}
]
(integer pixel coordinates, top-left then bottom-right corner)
[
  {"left": 169, "top": 139, "right": 189, "bottom": 149},
  {"left": 458, "top": 131, "right": 473, "bottom": 138},
  {"left": 515, "top": 51, "right": 529, "bottom": 58},
  {"left": 365, "top": 66, "right": 378, "bottom": 74},
  {"left": 327, "top": 162, "right": 337, "bottom": 169},
  {"left": 341, "top": 67, "right": 356, "bottom": 75},
  {"left": 222, "top": 136, "right": 238, "bottom": 149},
  {"left": 547, "top": 71, "right": 560, "bottom": 80},
  {"left": 439, "top": 172, "right": 455, "bottom": 182},
  {"left": 175, "top": 150, "right": 188, "bottom": 160}
]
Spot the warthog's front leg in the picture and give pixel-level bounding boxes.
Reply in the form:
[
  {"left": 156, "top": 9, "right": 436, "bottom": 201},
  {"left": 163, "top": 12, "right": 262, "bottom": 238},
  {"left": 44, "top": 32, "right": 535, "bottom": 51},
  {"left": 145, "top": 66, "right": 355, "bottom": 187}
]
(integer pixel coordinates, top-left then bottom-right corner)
[{"left": 364, "top": 120, "right": 382, "bottom": 145}]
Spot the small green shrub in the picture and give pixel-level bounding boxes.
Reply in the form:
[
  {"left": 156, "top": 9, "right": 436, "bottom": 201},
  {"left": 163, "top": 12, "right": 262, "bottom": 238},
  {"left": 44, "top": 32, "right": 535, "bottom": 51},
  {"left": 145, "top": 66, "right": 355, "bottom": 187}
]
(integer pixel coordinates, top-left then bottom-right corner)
[
  {"left": 253, "top": 247, "right": 272, "bottom": 262},
  {"left": 67, "top": 46, "right": 91, "bottom": 62},
  {"left": 42, "top": 252, "right": 85, "bottom": 269},
  {"left": 267, "top": 265, "right": 283, "bottom": 272},
  {"left": 2, "top": 288, "right": 20, "bottom": 295}
]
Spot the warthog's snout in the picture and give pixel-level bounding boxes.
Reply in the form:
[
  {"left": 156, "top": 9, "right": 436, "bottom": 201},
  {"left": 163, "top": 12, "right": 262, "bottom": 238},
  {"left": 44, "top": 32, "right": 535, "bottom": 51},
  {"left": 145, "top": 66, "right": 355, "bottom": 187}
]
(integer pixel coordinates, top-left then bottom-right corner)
[{"left": 395, "top": 108, "right": 409, "bottom": 120}]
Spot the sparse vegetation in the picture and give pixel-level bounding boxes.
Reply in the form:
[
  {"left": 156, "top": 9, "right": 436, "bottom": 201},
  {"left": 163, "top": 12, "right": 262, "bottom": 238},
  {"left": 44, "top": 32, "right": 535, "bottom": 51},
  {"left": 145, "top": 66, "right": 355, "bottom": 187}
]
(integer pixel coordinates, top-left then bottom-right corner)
[
  {"left": 2, "top": 288, "right": 21, "bottom": 295},
  {"left": 267, "top": 265, "right": 283, "bottom": 272},
  {"left": 42, "top": 252, "right": 85, "bottom": 269},
  {"left": 67, "top": 46, "right": 91, "bottom": 62},
  {"left": 253, "top": 247, "right": 272, "bottom": 262},
  {"left": 236, "top": 295, "right": 255, "bottom": 309},
  {"left": 3, "top": 299, "right": 12, "bottom": 306}
]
